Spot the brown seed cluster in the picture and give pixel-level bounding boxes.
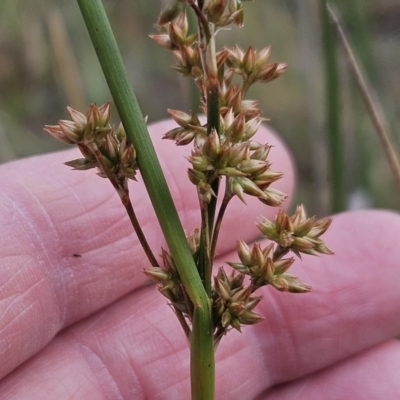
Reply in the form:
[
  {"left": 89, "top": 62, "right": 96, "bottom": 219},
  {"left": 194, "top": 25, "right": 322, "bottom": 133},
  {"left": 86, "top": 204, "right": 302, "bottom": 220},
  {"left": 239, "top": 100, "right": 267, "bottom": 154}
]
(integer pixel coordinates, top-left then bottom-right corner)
[
  {"left": 144, "top": 229, "right": 201, "bottom": 322},
  {"left": 145, "top": 1, "right": 333, "bottom": 340},
  {"left": 257, "top": 205, "right": 333, "bottom": 258},
  {"left": 142, "top": 2, "right": 332, "bottom": 342},
  {"left": 153, "top": 8, "right": 287, "bottom": 207},
  {"left": 45, "top": 103, "right": 138, "bottom": 182},
  {"left": 145, "top": 248, "right": 194, "bottom": 319}
]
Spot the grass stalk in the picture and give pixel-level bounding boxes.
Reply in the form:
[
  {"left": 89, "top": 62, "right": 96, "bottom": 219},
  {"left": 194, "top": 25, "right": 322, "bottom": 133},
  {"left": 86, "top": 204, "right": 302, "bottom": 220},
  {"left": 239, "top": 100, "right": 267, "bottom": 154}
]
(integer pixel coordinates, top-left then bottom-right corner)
[
  {"left": 321, "top": 0, "right": 345, "bottom": 212},
  {"left": 327, "top": 4, "right": 400, "bottom": 192},
  {"left": 76, "top": 0, "right": 214, "bottom": 398}
]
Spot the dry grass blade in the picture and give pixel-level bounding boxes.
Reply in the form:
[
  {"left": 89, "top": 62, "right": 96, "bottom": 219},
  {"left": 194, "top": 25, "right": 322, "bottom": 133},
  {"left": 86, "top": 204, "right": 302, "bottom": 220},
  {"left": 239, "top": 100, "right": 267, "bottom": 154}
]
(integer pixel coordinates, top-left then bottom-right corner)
[{"left": 327, "top": 3, "right": 400, "bottom": 192}]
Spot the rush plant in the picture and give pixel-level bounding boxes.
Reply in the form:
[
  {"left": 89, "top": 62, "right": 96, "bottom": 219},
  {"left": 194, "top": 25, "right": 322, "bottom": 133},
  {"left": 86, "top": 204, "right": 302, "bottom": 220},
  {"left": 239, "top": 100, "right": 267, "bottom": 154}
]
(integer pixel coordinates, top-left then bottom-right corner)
[{"left": 45, "top": 1, "right": 332, "bottom": 399}]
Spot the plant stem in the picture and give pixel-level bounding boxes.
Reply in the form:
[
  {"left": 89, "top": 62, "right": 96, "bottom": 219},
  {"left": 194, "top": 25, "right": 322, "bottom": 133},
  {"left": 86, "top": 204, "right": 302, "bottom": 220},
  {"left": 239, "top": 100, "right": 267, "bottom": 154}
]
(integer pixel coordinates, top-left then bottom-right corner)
[
  {"left": 273, "top": 245, "right": 290, "bottom": 261},
  {"left": 196, "top": 17, "right": 221, "bottom": 297},
  {"left": 200, "top": 85, "right": 221, "bottom": 298},
  {"left": 199, "top": 202, "right": 212, "bottom": 296},
  {"left": 88, "top": 142, "right": 159, "bottom": 267},
  {"left": 187, "top": 0, "right": 211, "bottom": 41},
  {"left": 205, "top": 86, "right": 220, "bottom": 251},
  {"left": 321, "top": 0, "right": 345, "bottom": 212},
  {"left": 210, "top": 193, "right": 232, "bottom": 262},
  {"left": 121, "top": 191, "right": 160, "bottom": 268},
  {"left": 327, "top": 4, "right": 400, "bottom": 192},
  {"left": 77, "top": 1, "right": 214, "bottom": 398},
  {"left": 191, "top": 308, "right": 214, "bottom": 400},
  {"left": 172, "top": 304, "right": 191, "bottom": 340}
]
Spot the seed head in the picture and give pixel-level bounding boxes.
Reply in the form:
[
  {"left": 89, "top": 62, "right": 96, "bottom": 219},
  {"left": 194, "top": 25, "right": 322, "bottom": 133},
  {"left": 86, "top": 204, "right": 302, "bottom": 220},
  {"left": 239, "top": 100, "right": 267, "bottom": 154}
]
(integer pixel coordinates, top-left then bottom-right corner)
[{"left": 257, "top": 205, "right": 333, "bottom": 257}]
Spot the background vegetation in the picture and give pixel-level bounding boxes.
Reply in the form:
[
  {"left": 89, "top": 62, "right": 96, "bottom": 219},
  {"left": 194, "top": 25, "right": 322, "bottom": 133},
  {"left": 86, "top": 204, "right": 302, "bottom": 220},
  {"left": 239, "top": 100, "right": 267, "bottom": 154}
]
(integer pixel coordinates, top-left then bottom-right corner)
[{"left": 1, "top": 0, "right": 399, "bottom": 214}]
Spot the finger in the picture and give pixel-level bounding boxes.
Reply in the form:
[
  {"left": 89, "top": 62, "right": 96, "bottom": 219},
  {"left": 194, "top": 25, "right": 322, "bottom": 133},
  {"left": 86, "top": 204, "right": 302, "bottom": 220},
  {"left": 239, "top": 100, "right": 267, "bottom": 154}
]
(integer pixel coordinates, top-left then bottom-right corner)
[
  {"left": 0, "top": 120, "right": 294, "bottom": 379},
  {"left": 2, "top": 210, "right": 400, "bottom": 398},
  {"left": 264, "top": 340, "right": 400, "bottom": 399}
]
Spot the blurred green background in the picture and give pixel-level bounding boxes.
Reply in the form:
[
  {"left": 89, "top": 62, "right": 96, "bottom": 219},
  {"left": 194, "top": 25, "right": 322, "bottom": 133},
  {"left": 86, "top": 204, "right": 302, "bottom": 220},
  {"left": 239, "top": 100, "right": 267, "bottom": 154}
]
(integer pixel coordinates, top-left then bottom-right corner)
[{"left": 0, "top": 0, "right": 399, "bottom": 215}]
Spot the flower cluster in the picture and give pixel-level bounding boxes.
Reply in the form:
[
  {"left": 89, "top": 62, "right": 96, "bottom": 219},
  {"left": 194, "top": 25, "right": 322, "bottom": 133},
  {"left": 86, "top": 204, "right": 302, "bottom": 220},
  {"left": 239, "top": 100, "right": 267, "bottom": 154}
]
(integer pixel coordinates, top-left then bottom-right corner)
[
  {"left": 213, "top": 268, "right": 263, "bottom": 333},
  {"left": 226, "top": 45, "right": 287, "bottom": 91},
  {"left": 156, "top": 0, "right": 246, "bottom": 29},
  {"left": 257, "top": 205, "right": 333, "bottom": 257},
  {"left": 144, "top": 248, "right": 194, "bottom": 319},
  {"left": 152, "top": 6, "right": 288, "bottom": 207},
  {"left": 228, "top": 241, "right": 310, "bottom": 293},
  {"left": 142, "top": 1, "right": 333, "bottom": 340},
  {"left": 144, "top": 228, "right": 201, "bottom": 320},
  {"left": 226, "top": 206, "right": 333, "bottom": 294},
  {"left": 167, "top": 108, "right": 286, "bottom": 205},
  {"left": 45, "top": 103, "right": 138, "bottom": 182},
  {"left": 145, "top": 204, "right": 333, "bottom": 340}
]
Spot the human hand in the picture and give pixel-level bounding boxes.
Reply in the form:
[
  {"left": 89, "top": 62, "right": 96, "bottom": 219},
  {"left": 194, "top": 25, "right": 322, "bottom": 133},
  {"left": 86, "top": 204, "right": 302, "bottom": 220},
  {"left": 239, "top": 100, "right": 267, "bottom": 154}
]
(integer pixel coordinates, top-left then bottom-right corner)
[{"left": 1, "top": 120, "right": 400, "bottom": 399}]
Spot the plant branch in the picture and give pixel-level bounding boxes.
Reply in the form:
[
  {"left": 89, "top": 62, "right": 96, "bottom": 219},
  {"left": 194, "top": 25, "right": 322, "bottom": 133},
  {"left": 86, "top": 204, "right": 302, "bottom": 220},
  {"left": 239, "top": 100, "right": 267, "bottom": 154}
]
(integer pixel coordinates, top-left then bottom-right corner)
[
  {"left": 199, "top": 202, "right": 212, "bottom": 296},
  {"left": 187, "top": 0, "right": 211, "bottom": 41},
  {"left": 122, "top": 191, "right": 160, "bottom": 268},
  {"left": 210, "top": 193, "right": 232, "bottom": 262},
  {"left": 88, "top": 142, "right": 160, "bottom": 267},
  {"left": 273, "top": 245, "right": 290, "bottom": 261},
  {"left": 172, "top": 304, "right": 191, "bottom": 340}
]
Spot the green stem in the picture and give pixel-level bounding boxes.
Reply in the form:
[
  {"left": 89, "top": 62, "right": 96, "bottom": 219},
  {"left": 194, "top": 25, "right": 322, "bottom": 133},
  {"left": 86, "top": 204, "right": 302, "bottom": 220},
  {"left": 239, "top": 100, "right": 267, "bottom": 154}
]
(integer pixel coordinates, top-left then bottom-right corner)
[
  {"left": 210, "top": 194, "right": 231, "bottom": 262},
  {"left": 321, "top": 0, "right": 345, "bottom": 212},
  {"left": 172, "top": 304, "right": 191, "bottom": 340},
  {"left": 199, "top": 202, "right": 211, "bottom": 296},
  {"left": 76, "top": 1, "right": 214, "bottom": 398},
  {"left": 206, "top": 89, "right": 220, "bottom": 237},
  {"left": 201, "top": 87, "right": 221, "bottom": 297},
  {"left": 191, "top": 306, "right": 215, "bottom": 400},
  {"left": 204, "top": 90, "right": 220, "bottom": 292}
]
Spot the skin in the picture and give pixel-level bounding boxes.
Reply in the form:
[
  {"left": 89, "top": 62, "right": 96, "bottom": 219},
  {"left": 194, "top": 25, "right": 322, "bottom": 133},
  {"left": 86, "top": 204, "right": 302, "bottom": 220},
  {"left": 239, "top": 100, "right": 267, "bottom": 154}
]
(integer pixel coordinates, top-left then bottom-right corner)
[{"left": 1, "top": 119, "right": 400, "bottom": 399}]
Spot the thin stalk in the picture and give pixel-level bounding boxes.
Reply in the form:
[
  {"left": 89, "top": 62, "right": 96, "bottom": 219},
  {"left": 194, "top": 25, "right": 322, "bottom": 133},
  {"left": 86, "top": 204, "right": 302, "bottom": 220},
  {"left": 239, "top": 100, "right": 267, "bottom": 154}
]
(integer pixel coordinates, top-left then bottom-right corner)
[
  {"left": 122, "top": 194, "right": 160, "bottom": 268},
  {"left": 171, "top": 304, "right": 191, "bottom": 340},
  {"left": 200, "top": 203, "right": 212, "bottom": 296},
  {"left": 204, "top": 87, "right": 220, "bottom": 288},
  {"left": 210, "top": 194, "right": 232, "bottom": 262},
  {"left": 327, "top": 4, "right": 400, "bottom": 192},
  {"left": 206, "top": 88, "right": 221, "bottom": 239},
  {"left": 195, "top": 10, "right": 221, "bottom": 299},
  {"left": 213, "top": 326, "right": 225, "bottom": 348},
  {"left": 76, "top": 1, "right": 214, "bottom": 398},
  {"left": 321, "top": 0, "right": 345, "bottom": 212},
  {"left": 88, "top": 142, "right": 159, "bottom": 267},
  {"left": 187, "top": 0, "right": 211, "bottom": 41},
  {"left": 187, "top": 9, "right": 202, "bottom": 112},
  {"left": 273, "top": 245, "right": 290, "bottom": 261},
  {"left": 201, "top": 83, "right": 220, "bottom": 293}
]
